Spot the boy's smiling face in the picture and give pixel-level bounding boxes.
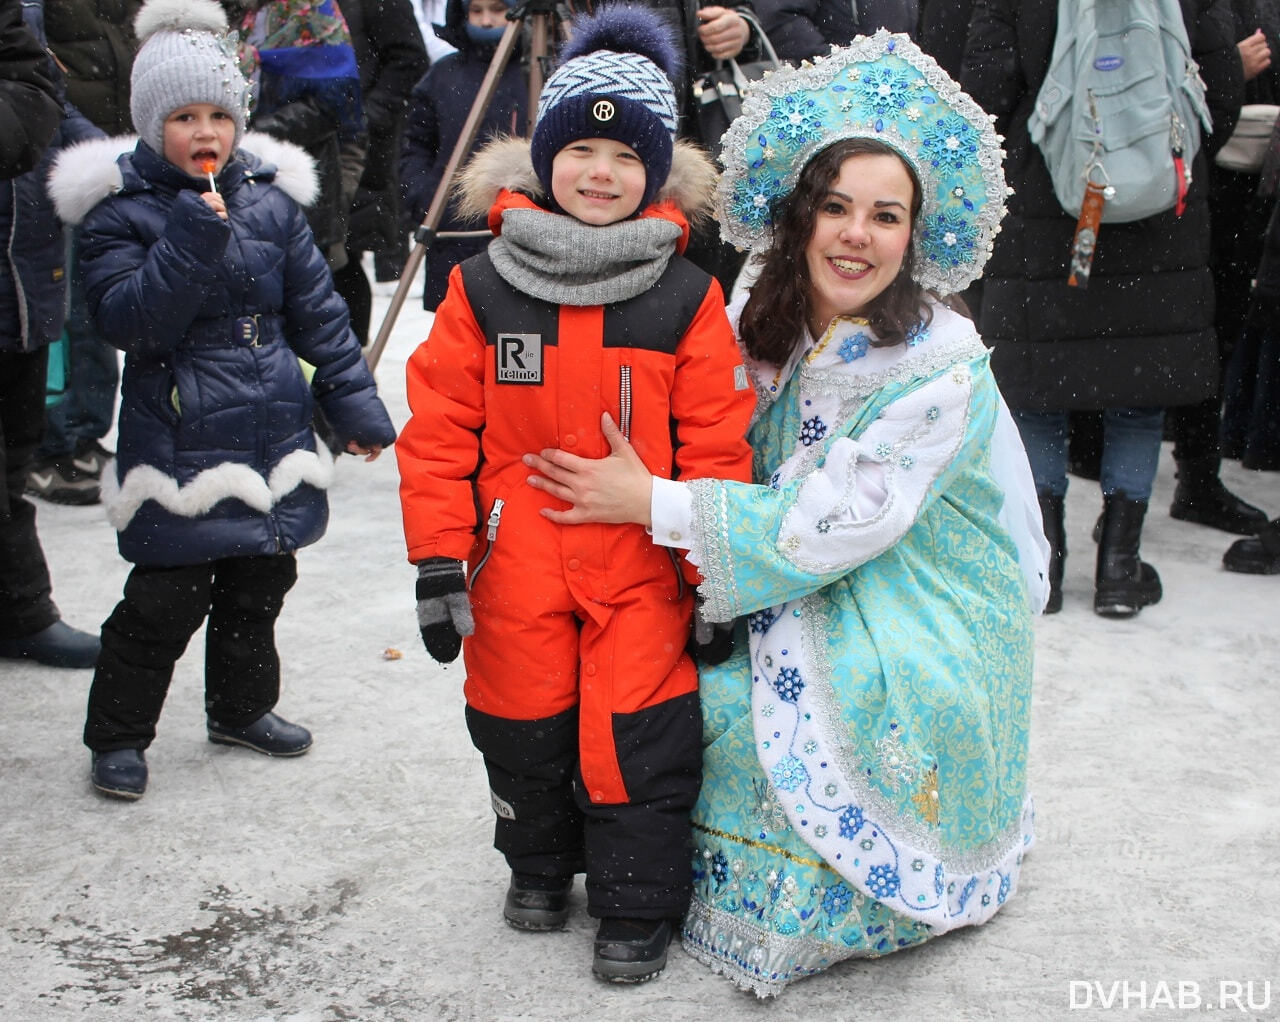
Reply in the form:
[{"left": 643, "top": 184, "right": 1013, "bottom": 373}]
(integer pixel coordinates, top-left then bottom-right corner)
[
  {"left": 550, "top": 138, "right": 647, "bottom": 225},
  {"left": 162, "top": 103, "right": 236, "bottom": 179}
]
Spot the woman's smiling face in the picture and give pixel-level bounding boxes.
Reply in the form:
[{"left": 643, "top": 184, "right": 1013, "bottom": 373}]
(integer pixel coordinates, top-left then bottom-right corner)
[
  {"left": 804, "top": 151, "right": 915, "bottom": 337},
  {"left": 162, "top": 102, "right": 236, "bottom": 178}
]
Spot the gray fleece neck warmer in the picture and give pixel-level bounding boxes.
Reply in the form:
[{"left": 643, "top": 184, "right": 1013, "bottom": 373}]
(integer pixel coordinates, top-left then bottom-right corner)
[{"left": 488, "top": 207, "right": 683, "bottom": 306}]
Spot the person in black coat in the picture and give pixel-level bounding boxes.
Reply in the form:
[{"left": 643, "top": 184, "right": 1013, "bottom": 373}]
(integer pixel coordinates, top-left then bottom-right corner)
[
  {"left": 399, "top": 0, "right": 527, "bottom": 312},
  {"left": 752, "top": 0, "right": 916, "bottom": 63},
  {"left": 962, "top": 0, "right": 1245, "bottom": 618},
  {"left": 332, "top": 0, "right": 428, "bottom": 345},
  {"left": 0, "top": 0, "right": 60, "bottom": 175},
  {"left": 0, "top": 0, "right": 102, "bottom": 671}
]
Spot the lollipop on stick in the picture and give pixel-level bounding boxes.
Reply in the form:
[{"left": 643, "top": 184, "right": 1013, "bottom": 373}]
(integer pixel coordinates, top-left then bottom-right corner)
[{"left": 200, "top": 159, "right": 218, "bottom": 193}]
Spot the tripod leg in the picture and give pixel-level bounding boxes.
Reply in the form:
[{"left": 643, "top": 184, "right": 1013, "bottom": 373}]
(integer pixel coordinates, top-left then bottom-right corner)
[{"left": 365, "top": 19, "right": 526, "bottom": 373}]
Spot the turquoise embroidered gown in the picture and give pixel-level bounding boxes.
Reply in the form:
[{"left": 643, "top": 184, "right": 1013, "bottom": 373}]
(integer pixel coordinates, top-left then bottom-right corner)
[{"left": 676, "top": 303, "right": 1037, "bottom": 996}]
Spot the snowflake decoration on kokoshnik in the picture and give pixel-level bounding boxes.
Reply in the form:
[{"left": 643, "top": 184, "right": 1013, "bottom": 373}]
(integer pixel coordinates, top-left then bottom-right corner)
[
  {"left": 769, "top": 93, "right": 825, "bottom": 150},
  {"left": 854, "top": 64, "right": 913, "bottom": 119},
  {"left": 920, "top": 208, "right": 978, "bottom": 268},
  {"left": 729, "top": 171, "right": 786, "bottom": 232},
  {"left": 918, "top": 113, "right": 981, "bottom": 174}
]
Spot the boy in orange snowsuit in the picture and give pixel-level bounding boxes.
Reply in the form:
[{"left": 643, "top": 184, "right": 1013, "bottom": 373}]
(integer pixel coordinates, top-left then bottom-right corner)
[{"left": 395, "top": 5, "right": 754, "bottom": 984}]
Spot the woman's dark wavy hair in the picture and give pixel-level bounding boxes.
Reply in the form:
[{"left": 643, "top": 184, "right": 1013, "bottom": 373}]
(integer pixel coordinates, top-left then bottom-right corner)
[{"left": 738, "top": 138, "right": 930, "bottom": 367}]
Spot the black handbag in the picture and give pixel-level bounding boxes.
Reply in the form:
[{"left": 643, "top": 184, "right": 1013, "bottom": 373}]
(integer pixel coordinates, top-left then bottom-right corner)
[{"left": 691, "top": 9, "right": 780, "bottom": 161}]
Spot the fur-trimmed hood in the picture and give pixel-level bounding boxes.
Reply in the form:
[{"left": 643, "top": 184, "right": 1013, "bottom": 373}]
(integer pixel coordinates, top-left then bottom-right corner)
[
  {"left": 453, "top": 135, "right": 718, "bottom": 227},
  {"left": 47, "top": 132, "right": 319, "bottom": 226}
]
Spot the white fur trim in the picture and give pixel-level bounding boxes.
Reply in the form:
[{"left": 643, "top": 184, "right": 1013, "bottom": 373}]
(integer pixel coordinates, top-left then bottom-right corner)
[
  {"left": 134, "top": 0, "right": 228, "bottom": 42},
  {"left": 104, "top": 449, "right": 335, "bottom": 532},
  {"left": 240, "top": 132, "right": 319, "bottom": 208},
  {"left": 47, "top": 136, "right": 136, "bottom": 225},
  {"left": 46, "top": 131, "right": 319, "bottom": 224}
]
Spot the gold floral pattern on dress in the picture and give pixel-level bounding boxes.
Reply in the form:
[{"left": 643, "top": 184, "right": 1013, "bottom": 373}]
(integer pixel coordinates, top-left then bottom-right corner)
[{"left": 910, "top": 765, "right": 941, "bottom": 825}]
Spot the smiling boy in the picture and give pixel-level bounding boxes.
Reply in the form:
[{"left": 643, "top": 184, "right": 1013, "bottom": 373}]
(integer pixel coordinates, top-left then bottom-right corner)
[{"left": 395, "top": 4, "right": 755, "bottom": 986}]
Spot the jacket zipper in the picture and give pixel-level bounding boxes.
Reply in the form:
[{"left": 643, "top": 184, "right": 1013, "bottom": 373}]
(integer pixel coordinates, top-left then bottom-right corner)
[
  {"left": 468, "top": 497, "right": 505, "bottom": 588},
  {"left": 619, "top": 365, "right": 632, "bottom": 441}
]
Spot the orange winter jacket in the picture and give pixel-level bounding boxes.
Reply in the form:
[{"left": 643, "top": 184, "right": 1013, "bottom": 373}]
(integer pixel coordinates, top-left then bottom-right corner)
[{"left": 397, "top": 190, "right": 755, "bottom": 587}]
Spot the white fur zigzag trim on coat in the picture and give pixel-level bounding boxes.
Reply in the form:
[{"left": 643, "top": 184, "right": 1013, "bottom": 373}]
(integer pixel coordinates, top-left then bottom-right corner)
[
  {"left": 47, "top": 132, "right": 318, "bottom": 226},
  {"left": 103, "top": 448, "right": 335, "bottom": 532}
]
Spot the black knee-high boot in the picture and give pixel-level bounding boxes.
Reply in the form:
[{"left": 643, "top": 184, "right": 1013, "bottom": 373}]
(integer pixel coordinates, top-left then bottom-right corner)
[
  {"left": 1094, "top": 494, "right": 1163, "bottom": 618},
  {"left": 1037, "top": 493, "right": 1065, "bottom": 614}
]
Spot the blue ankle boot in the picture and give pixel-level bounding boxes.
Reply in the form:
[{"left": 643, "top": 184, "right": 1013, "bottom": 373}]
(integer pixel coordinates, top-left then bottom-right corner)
[
  {"left": 208, "top": 711, "right": 312, "bottom": 756},
  {"left": 91, "top": 749, "right": 147, "bottom": 799},
  {"left": 0, "top": 620, "right": 100, "bottom": 669}
]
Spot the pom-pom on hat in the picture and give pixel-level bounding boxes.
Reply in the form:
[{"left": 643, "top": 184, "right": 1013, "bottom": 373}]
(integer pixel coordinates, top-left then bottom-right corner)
[
  {"left": 130, "top": 0, "right": 250, "bottom": 157},
  {"left": 530, "top": 5, "right": 681, "bottom": 213}
]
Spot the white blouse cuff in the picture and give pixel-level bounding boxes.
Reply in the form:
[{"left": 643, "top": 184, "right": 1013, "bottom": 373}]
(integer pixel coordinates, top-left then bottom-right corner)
[{"left": 649, "top": 476, "right": 694, "bottom": 549}]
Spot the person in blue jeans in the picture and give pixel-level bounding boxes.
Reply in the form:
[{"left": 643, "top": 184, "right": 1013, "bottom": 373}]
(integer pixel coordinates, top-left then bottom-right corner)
[{"left": 1012, "top": 408, "right": 1166, "bottom": 617}]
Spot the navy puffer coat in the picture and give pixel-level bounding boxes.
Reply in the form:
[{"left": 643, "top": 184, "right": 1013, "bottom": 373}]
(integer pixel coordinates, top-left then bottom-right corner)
[{"left": 49, "top": 133, "right": 397, "bottom": 566}]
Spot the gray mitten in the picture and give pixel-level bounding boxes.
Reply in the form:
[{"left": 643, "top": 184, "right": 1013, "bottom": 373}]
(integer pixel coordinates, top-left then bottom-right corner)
[{"left": 416, "top": 557, "right": 475, "bottom": 663}]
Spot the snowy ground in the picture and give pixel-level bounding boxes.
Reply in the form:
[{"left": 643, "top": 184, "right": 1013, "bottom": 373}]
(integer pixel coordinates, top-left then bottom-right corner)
[{"left": 2, "top": 276, "right": 1279, "bottom": 1022}]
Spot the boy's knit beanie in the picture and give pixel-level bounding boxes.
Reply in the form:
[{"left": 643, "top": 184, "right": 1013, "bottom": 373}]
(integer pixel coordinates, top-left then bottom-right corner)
[
  {"left": 130, "top": 0, "right": 250, "bottom": 157},
  {"left": 530, "top": 5, "right": 681, "bottom": 213}
]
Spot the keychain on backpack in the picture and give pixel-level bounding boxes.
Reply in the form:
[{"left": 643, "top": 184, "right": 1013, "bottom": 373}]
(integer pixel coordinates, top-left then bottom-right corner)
[{"left": 1068, "top": 183, "right": 1107, "bottom": 288}]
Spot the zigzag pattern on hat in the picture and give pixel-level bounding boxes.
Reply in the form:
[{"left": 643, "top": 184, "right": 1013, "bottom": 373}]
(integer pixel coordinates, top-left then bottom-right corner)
[{"left": 537, "top": 52, "right": 678, "bottom": 136}]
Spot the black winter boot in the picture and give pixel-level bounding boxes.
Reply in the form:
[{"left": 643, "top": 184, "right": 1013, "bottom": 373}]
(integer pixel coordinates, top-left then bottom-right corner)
[
  {"left": 1169, "top": 457, "right": 1269, "bottom": 535},
  {"left": 1094, "top": 494, "right": 1163, "bottom": 618},
  {"left": 1037, "top": 493, "right": 1066, "bottom": 613},
  {"left": 1223, "top": 518, "right": 1280, "bottom": 574}
]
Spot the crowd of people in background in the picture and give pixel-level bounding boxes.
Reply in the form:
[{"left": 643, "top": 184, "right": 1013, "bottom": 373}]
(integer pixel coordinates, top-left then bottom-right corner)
[{"left": 0, "top": 0, "right": 1277, "bottom": 997}]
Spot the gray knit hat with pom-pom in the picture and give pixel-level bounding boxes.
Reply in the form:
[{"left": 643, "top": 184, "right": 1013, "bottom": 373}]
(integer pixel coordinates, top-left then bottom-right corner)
[{"left": 130, "top": 0, "right": 250, "bottom": 156}]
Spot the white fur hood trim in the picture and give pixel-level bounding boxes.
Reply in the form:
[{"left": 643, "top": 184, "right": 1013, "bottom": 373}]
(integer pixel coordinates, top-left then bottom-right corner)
[
  {"left": 103, "top": 448, "right": 335, "bottom": 532},
  {"left": 48, "top": 132, "right": 319, "bottom": 226},
  {"left": 454, "top": 135, "right": 718, "bottom": 225}
]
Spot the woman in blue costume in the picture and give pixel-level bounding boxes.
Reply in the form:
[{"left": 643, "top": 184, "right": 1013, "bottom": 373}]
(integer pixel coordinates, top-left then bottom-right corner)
[{"left": 523, "top": 31, "right": 1048, "bottom": 997}]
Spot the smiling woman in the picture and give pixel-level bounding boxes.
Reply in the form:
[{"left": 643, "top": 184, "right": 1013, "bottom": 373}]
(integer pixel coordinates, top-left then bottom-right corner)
[{"left": 521, "top": 31, "right": 1052, "bottom": 998}]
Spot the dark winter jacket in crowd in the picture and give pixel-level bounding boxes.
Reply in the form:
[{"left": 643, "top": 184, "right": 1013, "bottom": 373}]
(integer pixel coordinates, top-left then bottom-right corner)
[
  {"left": 753, "top": 0, "right": 915, "bottom": 62},
  {"left": 47, "top": 134, "right": 397, "bottom": 566},
  {"left": 399, "top": 0, "right": 526, "bottom": 310},
  {"left": 43, "top": 0, "right": 141, "bottom": 135},
  {"left": 1, "top": 0, "right": 98, "bottom": 354},
  {"left": 962, "top": 0, "right": 1244, "bottom": 411},
  {"left": 636, "top": 0, "right": 760, "bottom": 145},
  {"left": 0, "top": 0, "right": 61, "bottom": 178},
  {"left": 342, "top": 0, "right": 428, "bottom": 256},
  {"left": 916, "top": 0, "right": 973, "bottom": 78}
]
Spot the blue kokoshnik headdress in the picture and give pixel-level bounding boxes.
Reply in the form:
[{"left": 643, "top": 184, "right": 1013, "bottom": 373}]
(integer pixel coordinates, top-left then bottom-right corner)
[{"left": 716, "top": 30, "right": 1009, "bottom": 295}]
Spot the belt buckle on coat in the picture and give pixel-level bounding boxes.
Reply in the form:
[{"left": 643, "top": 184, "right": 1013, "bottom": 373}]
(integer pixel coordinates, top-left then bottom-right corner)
[{"left": 237, "top": 314, "right": 261, "bottom": 346}]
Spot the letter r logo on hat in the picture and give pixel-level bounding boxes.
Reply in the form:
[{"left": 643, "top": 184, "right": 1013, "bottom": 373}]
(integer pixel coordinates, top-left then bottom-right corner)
[{"left": 590, "top": 99, "right": 616, "bottom": 124}]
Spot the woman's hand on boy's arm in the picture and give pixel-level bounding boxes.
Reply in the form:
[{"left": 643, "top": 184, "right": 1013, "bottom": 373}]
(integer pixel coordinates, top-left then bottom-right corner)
[{"left": 523, "top": 413, "right": 654, "bottom": 526}]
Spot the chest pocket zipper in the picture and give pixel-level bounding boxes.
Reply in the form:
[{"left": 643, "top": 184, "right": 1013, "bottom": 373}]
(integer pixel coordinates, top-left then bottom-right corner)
[
  {"left": 619, "top": 365, "right": 632, "bottom": 442},
  {"left": 468, "top": 497, "right": 505, "bottom": 589}
]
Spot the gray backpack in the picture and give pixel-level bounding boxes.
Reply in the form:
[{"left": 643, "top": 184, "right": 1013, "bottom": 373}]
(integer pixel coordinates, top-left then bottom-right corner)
[{"left": 1028, "top": 0, "right": 1213, "bottom": 223}]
